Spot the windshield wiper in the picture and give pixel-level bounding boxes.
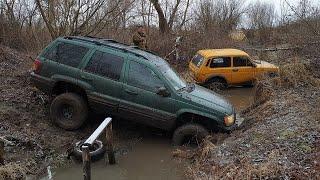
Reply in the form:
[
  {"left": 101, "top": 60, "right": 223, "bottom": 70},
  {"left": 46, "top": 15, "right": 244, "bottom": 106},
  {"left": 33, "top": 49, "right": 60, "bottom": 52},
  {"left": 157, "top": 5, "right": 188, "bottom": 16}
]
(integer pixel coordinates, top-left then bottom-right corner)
[{"left": 177, "top": 86, "right": 187, "bottom": 92}]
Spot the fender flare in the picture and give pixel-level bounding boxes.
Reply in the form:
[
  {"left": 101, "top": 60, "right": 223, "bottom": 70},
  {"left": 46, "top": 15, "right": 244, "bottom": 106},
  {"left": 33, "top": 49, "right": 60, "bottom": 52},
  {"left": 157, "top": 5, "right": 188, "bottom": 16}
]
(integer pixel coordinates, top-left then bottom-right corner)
[
  {"left": 205, "top": 75, "right": 228, "bottom": 84},
  {"left": 176, "top": 109, "right": 222, "bottom": 125},
  {"left": 51, "top": 74, "right": 94, "bottom": 92}
]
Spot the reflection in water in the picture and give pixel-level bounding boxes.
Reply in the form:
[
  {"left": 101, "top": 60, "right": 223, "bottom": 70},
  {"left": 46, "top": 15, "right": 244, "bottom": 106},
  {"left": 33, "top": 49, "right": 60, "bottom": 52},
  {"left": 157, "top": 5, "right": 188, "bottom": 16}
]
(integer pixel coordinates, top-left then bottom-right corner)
[{"left": 47, "top": 87, "right": 254, "bottom": 180}]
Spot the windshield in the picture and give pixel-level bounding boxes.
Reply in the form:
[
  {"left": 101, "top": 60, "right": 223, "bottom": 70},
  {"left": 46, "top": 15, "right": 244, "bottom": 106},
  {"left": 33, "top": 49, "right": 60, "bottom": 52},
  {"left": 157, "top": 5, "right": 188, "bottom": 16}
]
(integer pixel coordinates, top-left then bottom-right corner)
[
  {"left": 191, "top": 54, "right": 205, "bottom": 67},
  {"left": 160, "top": 64, "right": 187, "bottom": 90}
]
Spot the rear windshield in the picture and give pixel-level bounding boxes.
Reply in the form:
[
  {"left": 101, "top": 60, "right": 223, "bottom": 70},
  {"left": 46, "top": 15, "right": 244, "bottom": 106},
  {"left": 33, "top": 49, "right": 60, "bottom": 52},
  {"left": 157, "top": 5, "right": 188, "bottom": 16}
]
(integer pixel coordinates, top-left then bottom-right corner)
[{"left": 191, "top": 54, "right": 205, "bottom": 67}]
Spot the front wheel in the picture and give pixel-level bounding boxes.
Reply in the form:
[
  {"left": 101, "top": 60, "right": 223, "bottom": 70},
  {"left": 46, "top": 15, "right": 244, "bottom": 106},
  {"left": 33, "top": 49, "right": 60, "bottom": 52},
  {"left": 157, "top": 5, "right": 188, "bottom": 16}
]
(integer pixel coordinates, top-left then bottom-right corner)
[
  {"left": 50, "top": 93, "right": 88, "bottom": 130},
  {"left": 172, "top": 124, "right": 209, "bottom": 146}
]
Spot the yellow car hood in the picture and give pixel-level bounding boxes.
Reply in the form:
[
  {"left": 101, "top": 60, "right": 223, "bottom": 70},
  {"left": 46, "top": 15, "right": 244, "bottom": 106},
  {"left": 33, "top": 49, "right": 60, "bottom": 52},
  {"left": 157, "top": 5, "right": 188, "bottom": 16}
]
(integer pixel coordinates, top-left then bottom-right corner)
[{"left": 255, "top": 60, "right": 278, "bottom": 69}]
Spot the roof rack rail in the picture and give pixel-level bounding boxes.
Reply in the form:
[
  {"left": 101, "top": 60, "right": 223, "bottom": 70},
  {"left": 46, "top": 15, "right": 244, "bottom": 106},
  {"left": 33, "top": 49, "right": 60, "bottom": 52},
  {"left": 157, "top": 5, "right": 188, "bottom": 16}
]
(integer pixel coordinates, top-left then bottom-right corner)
[
  {"left": 103, "top": 39, "right": 120, "bottom": 43},
  {"left": 64, "top": 36, "right": 103, "bottom": 46},
  {"left": 64, "top": 36, "right": 150, "bottom": 60},
  {"left": 84, "top": 35, "right": 102, "bottom": 39},
  {"left": 84, "top": 35, "right": 127, "bottom": 46},
  {"left": 129, "top": 45, "right": 157, "bottom": 55}
]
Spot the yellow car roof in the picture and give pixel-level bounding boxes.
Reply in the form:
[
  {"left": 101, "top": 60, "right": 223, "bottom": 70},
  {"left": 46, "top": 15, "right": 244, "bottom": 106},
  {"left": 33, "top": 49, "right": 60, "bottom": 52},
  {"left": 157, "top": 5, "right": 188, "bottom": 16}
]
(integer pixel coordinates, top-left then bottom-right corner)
[{"left": 198, "top": 49, "right": 249, "bottom": 58}]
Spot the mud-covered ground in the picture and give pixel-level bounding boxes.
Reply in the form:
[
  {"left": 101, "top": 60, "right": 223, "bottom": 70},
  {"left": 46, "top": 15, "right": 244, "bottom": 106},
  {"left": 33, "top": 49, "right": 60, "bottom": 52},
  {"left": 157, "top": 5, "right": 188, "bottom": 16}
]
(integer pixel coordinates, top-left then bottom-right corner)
[{"left": 182, "top": 56, "right": 320, "bottom": 179}]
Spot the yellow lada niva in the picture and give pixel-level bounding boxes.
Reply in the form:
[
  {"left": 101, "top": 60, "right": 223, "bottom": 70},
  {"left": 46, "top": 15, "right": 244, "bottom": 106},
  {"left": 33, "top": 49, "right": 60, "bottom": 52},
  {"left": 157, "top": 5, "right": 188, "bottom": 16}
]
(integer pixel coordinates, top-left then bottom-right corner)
[{"left": 189, "top": 49, "right": 279, "bottom": 89}]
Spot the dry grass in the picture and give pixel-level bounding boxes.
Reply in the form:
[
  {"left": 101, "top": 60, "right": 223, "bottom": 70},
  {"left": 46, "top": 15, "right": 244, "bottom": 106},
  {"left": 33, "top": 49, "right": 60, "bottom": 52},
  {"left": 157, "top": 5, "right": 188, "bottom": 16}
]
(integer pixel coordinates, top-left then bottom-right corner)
[
  {"left": 0, "top": 163, "right": 27, "bottom": 180},
  {"left": 280, "top": 62, "right": 320, "bottom": 88},
  {"left": 250, "top": 61, "right": 319, "bottom": 107}
]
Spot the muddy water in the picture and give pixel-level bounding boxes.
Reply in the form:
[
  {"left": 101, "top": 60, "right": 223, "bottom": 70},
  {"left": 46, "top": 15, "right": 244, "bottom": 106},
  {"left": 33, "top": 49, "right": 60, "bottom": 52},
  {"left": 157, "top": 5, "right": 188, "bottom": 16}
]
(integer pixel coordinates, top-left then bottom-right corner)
[
  {"left": 222, "top": 87, "right": 255, "bottom": 111},
  {"left": 47, "top": 132, "right": 184, "bottom": 180},
  {"left": 44, "top": 87, "right": 254, "bottom": 180}
]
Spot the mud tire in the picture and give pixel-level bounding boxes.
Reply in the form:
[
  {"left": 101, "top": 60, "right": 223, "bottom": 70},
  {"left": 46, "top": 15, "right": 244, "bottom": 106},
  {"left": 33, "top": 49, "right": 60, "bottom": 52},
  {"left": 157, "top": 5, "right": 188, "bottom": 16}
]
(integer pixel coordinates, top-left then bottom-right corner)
[
  {"left": 73, "top": 140, "right": 106, "bottom": 162},
  {"left": 50, "top": 93, "right": 88, "bottom": 130},
  {"left": 172, "top": 124, "right": 209, "bottom": 146},
  {"left": 207, "top": 77, "right": 227, "bottom": 90}
]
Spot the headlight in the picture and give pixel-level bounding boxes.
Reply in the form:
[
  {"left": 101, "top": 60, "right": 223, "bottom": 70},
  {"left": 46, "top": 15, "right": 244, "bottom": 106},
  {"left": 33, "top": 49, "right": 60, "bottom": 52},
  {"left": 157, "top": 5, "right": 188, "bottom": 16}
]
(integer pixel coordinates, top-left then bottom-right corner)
[{"left": 224, "top": 114, "right": 235, "bottom": 126}]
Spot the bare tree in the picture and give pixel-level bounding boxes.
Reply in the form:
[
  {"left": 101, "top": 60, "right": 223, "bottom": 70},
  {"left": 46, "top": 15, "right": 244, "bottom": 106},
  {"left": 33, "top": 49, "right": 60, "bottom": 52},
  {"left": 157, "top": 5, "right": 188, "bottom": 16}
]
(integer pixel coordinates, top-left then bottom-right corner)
[
  {"left": 195, "top": 0, "right": 245, "bottom": 32},
  {"left": 248, "top": 1, "right": 276, "bottom": 30},
  {"left": 35, "top": 0, "right": 127, "bottom": 39},
  {"left": 149, "top": 0, "right": 169, "bottom": 33},
  {"left": 246, "top": 1, "right": 276, "bottom": 44},
  {"left": 149, "top": 0, "right": 191, "bottom": 33}
]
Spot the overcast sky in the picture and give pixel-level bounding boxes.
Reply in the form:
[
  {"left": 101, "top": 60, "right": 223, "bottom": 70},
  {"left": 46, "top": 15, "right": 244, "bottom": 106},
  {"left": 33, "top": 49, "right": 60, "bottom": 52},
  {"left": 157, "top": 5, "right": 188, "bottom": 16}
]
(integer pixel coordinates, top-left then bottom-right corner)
[{"left": 247, "top": 0, "right": 319, "bottom": 14}]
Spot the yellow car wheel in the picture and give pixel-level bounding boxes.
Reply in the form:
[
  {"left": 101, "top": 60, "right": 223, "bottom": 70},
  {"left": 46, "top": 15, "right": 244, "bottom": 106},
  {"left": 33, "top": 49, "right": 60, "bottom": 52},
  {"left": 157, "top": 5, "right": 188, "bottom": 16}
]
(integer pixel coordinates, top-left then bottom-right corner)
[{"left": 207, "top": 78, "right": 227, "bottom": 91}]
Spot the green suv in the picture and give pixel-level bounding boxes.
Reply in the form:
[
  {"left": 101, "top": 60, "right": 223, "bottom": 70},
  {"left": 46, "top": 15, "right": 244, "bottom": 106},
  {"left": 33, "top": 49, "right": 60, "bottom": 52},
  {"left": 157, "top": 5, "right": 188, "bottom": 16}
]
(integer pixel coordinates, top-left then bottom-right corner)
[{"left": 31, "top": 36, "right": 236, "bottom": 145}]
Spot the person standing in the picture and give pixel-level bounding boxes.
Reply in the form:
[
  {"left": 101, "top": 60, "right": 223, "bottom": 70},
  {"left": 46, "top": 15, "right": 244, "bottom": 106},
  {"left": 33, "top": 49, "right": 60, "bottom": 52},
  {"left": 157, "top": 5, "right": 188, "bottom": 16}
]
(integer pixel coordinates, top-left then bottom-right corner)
[{"left": 132, "top": 25, "right": 147, "bottom": 49}]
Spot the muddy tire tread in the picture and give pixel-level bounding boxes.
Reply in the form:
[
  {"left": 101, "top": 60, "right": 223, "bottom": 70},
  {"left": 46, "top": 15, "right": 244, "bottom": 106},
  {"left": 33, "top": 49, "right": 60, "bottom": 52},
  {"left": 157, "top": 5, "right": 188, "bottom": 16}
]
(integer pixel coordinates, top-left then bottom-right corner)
[
  {"left": 50, "top": 93, "right": 88, "bottom": 130},
  {"left": 172, "top": 123, "right": 209, "bottom": 146}
]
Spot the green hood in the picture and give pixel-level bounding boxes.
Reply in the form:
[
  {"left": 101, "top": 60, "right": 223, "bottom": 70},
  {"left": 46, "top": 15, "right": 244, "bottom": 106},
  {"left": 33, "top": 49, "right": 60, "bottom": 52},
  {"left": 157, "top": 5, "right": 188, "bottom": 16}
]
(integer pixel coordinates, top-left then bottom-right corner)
[{"left": 181, "top": 84, "right": 234, "bottom": 115}]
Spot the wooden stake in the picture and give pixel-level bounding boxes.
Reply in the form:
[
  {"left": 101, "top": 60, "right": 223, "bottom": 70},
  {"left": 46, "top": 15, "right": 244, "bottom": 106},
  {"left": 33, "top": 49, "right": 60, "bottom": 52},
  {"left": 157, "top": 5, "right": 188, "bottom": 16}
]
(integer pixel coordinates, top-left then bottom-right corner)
[
  {"left": 82, "top": 145, "right": 91, "bottom": 180},
  {"left": 0, "top": 140, "right": 4, "bottom": 165},
  {"left": 106, "top": 124, "right": 115, "bottom": 165}
]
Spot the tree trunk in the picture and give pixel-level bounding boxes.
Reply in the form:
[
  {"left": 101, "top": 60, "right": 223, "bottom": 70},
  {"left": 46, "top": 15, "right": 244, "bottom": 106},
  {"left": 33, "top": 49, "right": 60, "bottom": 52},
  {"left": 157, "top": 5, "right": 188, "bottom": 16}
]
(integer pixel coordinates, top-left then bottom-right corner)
[
  {"left": 35, "top": 0, "right": 56, "bottom": 39},
  {"left": 149, "top": 0, "right": 169, "bottom": 34}
]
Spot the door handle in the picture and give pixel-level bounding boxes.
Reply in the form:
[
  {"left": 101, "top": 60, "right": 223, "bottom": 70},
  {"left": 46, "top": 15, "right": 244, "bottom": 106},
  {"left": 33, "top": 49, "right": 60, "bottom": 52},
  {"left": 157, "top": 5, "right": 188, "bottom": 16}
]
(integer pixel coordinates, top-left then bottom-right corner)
[
  {"left": 125, "top": 89, "right": 138, "bottom": 95},
  {"left": 81, "top": 75, "right": 93, "bottom": 81},
  {"left": 232, "top": 69, "right": 239, "bottom": 72}
]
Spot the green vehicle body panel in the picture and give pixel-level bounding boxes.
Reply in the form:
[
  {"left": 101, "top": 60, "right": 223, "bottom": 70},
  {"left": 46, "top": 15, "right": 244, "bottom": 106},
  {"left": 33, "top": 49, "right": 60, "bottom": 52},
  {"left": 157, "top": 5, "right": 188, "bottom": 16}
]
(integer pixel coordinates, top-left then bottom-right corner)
[{"left": 31, "top": 37, "right": 236, "bottom": 131}]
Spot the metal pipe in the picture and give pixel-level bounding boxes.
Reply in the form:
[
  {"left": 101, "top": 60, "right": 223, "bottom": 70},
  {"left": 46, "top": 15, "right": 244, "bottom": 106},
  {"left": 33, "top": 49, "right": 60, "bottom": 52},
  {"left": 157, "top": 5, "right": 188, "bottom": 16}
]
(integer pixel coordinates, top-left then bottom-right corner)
[{"left": 84, "top": 117, "right": 112, "bottom": 145}]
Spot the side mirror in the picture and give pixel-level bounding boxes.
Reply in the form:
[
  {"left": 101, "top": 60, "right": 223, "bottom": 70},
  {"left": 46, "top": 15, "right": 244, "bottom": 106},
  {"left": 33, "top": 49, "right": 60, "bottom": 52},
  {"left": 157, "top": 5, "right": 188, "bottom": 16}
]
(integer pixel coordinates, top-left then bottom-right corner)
[{"left": 157, "top": 87, "right": 170, "bottom": 97}]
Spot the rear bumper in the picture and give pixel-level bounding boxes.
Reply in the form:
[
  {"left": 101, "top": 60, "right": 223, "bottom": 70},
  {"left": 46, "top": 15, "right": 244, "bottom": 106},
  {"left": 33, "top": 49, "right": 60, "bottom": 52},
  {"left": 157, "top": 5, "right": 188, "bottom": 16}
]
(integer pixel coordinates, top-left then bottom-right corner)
[{"left": 30, "top": 72, "right": 54, "bottom": 94}]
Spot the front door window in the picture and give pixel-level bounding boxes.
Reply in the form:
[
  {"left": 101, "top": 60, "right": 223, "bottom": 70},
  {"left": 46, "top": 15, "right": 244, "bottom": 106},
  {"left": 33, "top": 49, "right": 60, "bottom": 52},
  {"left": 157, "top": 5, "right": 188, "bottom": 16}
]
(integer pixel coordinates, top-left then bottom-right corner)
[
  {"left": 127, "top": 61, "right": 164, "bottom": 93},
  {"left": 233, "top": 56, "right": 252, "bottom": 67}
]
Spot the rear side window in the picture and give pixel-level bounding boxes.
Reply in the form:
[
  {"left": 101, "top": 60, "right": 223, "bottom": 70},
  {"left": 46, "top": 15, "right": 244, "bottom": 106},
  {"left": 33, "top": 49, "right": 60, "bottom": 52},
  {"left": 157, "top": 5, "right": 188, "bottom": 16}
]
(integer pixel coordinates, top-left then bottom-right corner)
[
  {"left": 209, "top": 57, "right": 231, "bottom": 68},
  {"left": 85, "top": 51, "right": 124, "bottom": 80},
  {"left": 233, "top": 56, "right": 251, "bottom": 67},
  {"left": 43, "top": 42, "right": 89, "bottom": 68},
  {"left": 191, "top": 54, "right": 205, "bottom": 67}
]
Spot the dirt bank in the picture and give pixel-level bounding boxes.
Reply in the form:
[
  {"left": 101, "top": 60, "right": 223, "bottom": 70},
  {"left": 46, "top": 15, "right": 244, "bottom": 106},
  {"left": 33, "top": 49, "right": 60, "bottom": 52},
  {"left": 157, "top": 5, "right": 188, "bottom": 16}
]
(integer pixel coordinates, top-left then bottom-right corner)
[
  {"left": 0, "top": 45, "right": 104, "bottom": 179},
  {"left": 183, "top": 60, "right": 320, "bottom": 179}
]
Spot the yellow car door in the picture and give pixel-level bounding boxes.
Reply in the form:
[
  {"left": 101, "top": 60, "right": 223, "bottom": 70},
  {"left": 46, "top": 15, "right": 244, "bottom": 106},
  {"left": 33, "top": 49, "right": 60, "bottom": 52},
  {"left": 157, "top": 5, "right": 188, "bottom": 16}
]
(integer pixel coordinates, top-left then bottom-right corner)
[
  {"left": 205, "top": 57, "right": 232, "bottom": 83},
  {"left": 231, "top": 56, "right": 255, "bottom": 85}
]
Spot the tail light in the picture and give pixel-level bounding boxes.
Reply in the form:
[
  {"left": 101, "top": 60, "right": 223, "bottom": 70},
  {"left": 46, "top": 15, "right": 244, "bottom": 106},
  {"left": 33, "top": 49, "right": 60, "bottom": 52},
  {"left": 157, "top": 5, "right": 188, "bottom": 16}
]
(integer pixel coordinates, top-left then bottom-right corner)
[{"left": 33, "top": 59, "right": 42, "bottom": 74}]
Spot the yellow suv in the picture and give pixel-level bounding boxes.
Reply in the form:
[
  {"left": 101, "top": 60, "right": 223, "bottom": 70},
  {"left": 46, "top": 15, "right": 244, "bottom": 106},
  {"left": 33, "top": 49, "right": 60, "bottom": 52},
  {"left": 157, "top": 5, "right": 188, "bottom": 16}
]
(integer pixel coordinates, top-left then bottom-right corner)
[{"left": 189, "top": 49, "right": 279, "bottom": 88}]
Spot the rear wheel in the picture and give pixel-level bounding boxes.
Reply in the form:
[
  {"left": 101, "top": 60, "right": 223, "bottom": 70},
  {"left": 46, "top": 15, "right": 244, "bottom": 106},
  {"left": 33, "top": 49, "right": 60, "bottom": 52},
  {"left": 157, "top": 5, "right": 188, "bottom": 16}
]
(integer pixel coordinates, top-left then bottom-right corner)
[
  {"left": 172, "top": 124, "right": 209, "bottom": 146},
  {"left": 50, "top": 93, "right": 88, "bottom": 130},
  {"left": 207, "top": 77, "right": 227, "bottom": 91}
]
